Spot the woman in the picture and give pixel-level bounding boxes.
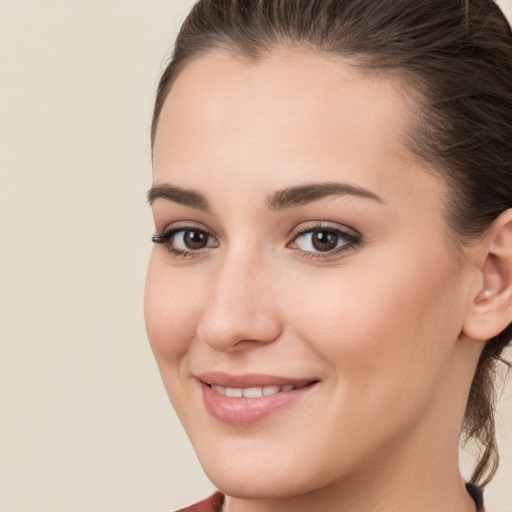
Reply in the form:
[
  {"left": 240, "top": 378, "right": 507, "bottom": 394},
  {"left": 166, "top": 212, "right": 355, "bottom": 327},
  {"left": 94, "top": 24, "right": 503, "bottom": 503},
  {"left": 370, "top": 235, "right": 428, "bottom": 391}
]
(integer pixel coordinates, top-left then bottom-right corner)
[{"left": 144, "top": 1, "right": 512, "bottom": 511}]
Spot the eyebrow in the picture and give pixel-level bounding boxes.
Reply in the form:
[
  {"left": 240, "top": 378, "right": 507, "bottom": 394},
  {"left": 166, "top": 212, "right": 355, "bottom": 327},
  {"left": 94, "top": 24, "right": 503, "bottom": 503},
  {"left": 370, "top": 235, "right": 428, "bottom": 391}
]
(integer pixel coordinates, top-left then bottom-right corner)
[
  {"left": 267, "top": 182, "right": 384, "bottom": 210},
  {"left": 147, "top": 184, "right": 210, "bottom": 211},
  {"left": 147, "top": 181, "right": 384, "bottom": 211}
]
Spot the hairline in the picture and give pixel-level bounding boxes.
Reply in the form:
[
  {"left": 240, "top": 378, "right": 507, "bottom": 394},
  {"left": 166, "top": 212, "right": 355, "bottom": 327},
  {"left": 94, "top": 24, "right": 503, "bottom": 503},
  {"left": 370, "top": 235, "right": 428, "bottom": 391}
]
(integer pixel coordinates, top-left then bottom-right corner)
[{"left": 151, "top": 41, "right": 426, "bottom": 148}]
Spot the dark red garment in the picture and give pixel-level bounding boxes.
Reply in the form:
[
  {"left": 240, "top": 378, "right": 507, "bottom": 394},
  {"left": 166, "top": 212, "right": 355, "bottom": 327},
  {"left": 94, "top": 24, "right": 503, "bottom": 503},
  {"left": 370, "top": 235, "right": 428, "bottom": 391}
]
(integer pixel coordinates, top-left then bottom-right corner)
[
  {"left": 175, "top": 484, "right": 484, "bottom": 511},
  {"left": 175, "top": 491, "right": 224, "bottom": 512}
]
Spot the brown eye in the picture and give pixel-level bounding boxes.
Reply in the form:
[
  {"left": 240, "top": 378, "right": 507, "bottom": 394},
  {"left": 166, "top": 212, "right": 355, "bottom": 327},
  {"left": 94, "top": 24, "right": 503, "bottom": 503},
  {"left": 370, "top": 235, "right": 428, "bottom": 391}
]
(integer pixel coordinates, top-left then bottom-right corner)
[
  {"left": 152, "top": 226, "right": 219, "bottom": 255},
  {"left": 291, "top": 226, "right": 359, "bottom": 255},
  {"left": 311, "top": 230, "right": 338, "bottom": 252},
  {"left": 183, "top": 229, "right": 209, "bottom": 250}
]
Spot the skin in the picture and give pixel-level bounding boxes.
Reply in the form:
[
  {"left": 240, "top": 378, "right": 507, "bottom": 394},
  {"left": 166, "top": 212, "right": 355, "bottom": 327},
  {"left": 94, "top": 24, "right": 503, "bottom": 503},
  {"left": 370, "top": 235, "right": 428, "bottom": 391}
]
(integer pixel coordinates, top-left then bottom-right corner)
[{"left": 144, "top": 50, "right": 507, "bottom": 512}]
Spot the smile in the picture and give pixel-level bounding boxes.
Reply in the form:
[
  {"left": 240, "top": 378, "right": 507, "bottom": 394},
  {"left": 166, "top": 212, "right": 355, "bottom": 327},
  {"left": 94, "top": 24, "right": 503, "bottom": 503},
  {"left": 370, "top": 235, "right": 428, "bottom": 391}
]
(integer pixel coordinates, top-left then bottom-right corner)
[
  {"left": 210, "top": 382, "right": 310, "bottom": 398},
  {"left": 198, "top": 373, "right": 318, "bottom": 425}
]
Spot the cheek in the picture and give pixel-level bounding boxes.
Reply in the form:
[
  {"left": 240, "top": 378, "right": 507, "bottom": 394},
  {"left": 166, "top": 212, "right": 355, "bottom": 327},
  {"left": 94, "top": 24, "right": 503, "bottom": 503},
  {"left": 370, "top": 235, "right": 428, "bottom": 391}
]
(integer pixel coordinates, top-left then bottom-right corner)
[
  {"left": 144, "top": 253, "right": 204, "bottom": 366},
  {"left": 286, "top": 247, "right": 464, "bottom": 402}
]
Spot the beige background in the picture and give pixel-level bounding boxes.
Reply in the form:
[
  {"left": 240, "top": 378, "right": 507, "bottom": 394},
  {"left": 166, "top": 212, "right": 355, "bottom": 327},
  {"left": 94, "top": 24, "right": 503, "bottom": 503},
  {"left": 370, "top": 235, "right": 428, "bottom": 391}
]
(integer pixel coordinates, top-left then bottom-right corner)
[{"left": 0, "top": 1, "right": 510, "bottom": 511}]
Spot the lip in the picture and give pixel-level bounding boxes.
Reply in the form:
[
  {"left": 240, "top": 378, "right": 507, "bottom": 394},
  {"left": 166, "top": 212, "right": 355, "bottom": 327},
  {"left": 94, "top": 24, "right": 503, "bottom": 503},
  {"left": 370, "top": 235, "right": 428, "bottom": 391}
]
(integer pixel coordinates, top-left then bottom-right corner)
[{"left": 198, "top": 372, "right": 319, "bottom": 425}]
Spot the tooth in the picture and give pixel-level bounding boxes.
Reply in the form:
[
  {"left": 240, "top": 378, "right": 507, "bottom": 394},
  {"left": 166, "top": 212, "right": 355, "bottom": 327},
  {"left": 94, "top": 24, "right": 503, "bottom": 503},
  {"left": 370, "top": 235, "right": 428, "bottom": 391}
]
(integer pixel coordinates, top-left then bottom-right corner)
[
  {"left": 243, "top": 387, "right": 263, "bottom": 398},
  {"left": 212, "top": 385, "right": 226, "bottom": 395},
  {"left": 226, "top": 387, "right": 243, "bottom": 397},
  {"left": 281, "top": 385, "right": 295, "bottom": 392},
  {"left": 263, "top": 385, "right": 280, "bottom": 396}
]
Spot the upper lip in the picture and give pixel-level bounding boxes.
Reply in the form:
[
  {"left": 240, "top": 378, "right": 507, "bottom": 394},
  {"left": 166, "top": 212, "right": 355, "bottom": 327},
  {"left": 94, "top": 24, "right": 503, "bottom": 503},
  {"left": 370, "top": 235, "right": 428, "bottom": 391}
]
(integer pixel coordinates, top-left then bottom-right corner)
[{"left": 197, "top": 371, "right": 318, "bottom": 388}]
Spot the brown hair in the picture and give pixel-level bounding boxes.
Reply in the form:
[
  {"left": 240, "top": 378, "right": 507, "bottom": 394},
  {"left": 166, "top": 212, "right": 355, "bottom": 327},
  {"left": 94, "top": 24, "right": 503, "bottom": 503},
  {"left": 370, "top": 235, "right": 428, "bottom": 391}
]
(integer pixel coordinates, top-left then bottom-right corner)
[{"left": 152, "top": 0, "right": 512, "bottom": 487}]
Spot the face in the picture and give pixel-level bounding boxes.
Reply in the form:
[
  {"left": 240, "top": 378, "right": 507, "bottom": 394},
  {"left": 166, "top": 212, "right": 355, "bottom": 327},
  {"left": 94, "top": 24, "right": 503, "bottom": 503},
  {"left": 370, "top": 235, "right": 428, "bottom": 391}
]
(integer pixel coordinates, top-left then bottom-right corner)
[{"left": 146, "top": 50, "right": 474, "bottom": 501}]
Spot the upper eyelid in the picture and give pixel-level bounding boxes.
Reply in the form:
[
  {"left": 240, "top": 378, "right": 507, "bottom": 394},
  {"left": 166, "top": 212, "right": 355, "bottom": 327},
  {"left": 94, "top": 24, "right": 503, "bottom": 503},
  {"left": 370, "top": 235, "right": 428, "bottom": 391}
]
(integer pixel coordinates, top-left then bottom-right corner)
[
  {"left": 289, "top": 227, "right": 359, "bottom": 247},
  {"left": 159, "top": 221, "right": 216, "bottom": 236},
  {"left": 160, "top": 226, "right": 219, "bottom": 245},
  {"left": 289, "top": 221, "right": 361, "bottom": 239}
]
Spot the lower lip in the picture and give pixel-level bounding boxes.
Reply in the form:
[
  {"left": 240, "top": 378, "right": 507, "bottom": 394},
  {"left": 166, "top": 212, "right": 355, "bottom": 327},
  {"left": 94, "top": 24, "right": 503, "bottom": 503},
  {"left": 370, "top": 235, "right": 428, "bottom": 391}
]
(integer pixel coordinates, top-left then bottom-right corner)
[{"left": 201, "top": 382, "right": 316, "bottom": 425}]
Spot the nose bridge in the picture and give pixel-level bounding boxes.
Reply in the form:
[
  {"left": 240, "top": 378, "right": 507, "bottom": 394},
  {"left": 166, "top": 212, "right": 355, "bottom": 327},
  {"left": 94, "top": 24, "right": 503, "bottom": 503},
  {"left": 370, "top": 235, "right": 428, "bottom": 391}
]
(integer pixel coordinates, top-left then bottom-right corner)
[{"left": 197, "top": 244, "right": 282, "bottom": 351}]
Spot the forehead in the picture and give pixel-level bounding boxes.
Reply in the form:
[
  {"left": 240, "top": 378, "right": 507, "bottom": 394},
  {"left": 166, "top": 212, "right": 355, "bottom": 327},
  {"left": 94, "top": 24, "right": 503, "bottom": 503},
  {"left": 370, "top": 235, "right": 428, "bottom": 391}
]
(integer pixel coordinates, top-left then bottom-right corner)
[
  {"left": 153, "top": 50, "right": 416, "bottom": 164},
  {"left": 152, "top": 49, "right": 443, "bottom": 216}
]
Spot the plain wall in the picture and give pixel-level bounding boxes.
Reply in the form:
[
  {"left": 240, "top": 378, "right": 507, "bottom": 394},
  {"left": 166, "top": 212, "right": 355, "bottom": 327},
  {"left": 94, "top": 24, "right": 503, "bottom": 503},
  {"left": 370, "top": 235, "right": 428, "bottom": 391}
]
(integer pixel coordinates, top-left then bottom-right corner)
[{"left": 0, "top": 1, "right": 510, "bottom": 511}]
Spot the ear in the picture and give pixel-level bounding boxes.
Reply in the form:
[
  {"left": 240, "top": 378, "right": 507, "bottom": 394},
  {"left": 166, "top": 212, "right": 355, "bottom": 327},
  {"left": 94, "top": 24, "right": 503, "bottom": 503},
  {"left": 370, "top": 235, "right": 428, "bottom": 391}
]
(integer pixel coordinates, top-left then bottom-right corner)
[{"left": 463, "top": 209, "right": 512, "bottom": 341}]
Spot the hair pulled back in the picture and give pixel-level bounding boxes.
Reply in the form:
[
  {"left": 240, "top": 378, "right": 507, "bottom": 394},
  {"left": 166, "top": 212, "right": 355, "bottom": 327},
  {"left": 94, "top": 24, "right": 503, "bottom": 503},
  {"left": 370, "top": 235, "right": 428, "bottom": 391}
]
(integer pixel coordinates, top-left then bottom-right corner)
[{"left": 152, "top": 0, "right": 512, "bottom": 487}]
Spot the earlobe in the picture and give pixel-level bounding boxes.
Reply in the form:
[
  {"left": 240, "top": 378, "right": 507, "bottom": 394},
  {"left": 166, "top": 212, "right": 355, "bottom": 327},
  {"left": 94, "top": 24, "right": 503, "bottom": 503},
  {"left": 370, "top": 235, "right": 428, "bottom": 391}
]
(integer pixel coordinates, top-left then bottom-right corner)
[{"left": 463, "top": 209, "right": 512, "bottom": 341}]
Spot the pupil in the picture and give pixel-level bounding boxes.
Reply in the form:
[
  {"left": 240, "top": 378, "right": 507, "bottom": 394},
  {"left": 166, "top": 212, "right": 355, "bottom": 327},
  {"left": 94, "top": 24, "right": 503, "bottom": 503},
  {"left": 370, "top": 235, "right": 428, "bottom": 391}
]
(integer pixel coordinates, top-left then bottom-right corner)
[
  {"left": 312, "top": 230, "right": 338, "bottom": 251},
  {"left": 185, "top": 230, "right": 207, "bottom": 249}
]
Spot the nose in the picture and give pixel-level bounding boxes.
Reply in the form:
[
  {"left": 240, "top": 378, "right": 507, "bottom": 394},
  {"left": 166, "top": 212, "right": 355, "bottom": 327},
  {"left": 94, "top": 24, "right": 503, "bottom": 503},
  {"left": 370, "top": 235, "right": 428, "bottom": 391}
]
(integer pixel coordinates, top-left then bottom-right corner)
[{"left": 197, "top": 251, "right": 283, "bottom": 352}]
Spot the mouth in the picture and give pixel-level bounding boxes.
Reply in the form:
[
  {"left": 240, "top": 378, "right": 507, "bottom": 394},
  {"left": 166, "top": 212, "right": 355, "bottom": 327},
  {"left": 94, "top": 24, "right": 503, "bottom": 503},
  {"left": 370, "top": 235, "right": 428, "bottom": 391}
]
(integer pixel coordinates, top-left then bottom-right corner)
[
  {"left": 208, "top": 381, "right": 312, "bottom": 398},
  {"left": 198, "top": 372, "right": 319, "bottom": 425}
]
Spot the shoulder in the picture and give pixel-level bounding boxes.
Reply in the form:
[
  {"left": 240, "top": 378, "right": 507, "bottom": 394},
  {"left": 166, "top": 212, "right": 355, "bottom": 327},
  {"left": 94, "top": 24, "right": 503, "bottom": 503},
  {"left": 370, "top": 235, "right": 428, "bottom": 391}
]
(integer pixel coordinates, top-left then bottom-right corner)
[{"left": 174, "top": 492, "right": 225, "bottom": 512}]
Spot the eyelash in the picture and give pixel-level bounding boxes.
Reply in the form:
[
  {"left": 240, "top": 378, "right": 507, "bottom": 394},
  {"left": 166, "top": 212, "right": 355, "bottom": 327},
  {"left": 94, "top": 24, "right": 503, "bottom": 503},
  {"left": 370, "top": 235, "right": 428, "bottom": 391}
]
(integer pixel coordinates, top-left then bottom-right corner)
[
  {"left": 287, "top": 223, "right": 361, "bottom": 259},
  {"left": 151, "top": 226, "right": 217, "bottom": 259},
  {"left": 151, "top": 223, "right": 362, "bottom": 260}
]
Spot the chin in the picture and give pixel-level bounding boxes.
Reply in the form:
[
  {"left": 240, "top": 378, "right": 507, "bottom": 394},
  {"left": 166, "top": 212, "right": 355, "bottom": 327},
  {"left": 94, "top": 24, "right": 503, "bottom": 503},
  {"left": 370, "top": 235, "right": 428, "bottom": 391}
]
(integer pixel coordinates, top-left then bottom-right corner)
[
  {"left": 205, "top": 467, "right": 316, "bottom": 501},
  {"left": 195, "top": 440, "right": 343, "bottom": 501}
]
